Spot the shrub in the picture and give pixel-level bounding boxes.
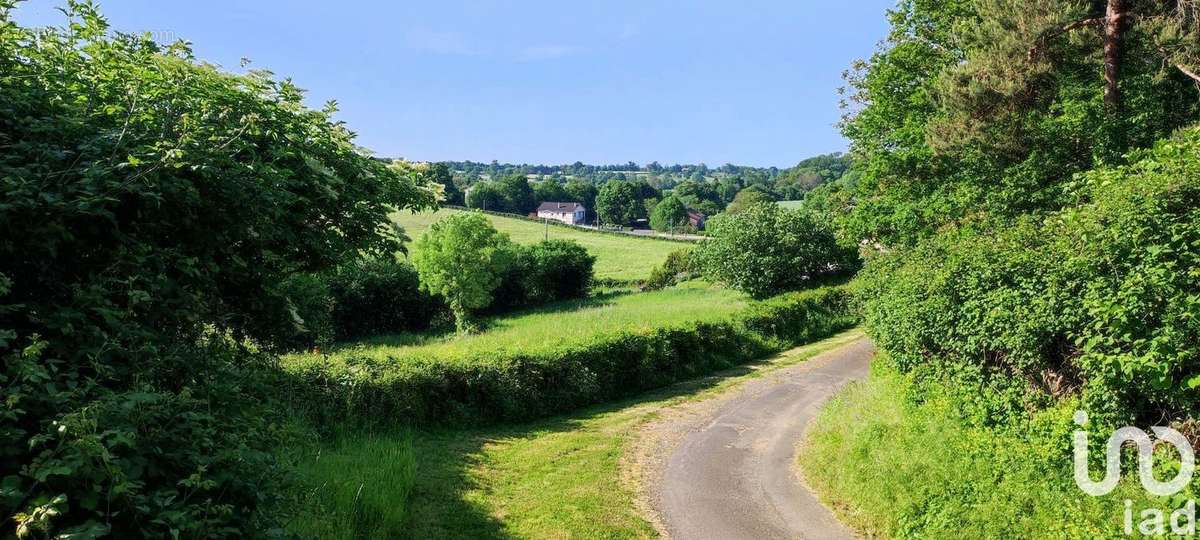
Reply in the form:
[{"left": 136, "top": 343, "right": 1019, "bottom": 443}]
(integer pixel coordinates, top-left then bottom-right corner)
[
  {"left": 520, "top": 240, "right": 596, "bottom": 304},
  {"left": 643, "top": 249, "right": 697, "bottom": 290},
  {"left": 0, "top": 5, "right": 433, "bottom": 536},
  {"left": 282, "top": 285, "right": 857, "bottom": 427},
  {"left": 326, "top": 257, "right": 445, "bottom": 341},
  {"left": 858, "top": 126, "right": 1200, "bottom": 426},
  {"left": 279, "top": 273, "right": 336, "bottom": 350},
  {"left": 697, "top": 204, "right": 859, "bottom": 298}
]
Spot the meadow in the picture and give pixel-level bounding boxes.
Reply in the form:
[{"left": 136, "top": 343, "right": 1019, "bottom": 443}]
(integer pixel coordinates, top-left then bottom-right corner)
[
  {"left": 391, "top": 208, "right": 684, "bottom": 282},
  {"left": 285, "top": 282, "right": 748, "bottom": 367}
]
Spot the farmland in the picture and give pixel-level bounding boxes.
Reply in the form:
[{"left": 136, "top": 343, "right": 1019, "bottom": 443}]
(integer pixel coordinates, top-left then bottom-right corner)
[
  {"left": 283, "top": 283, "right": 747, "bottom": 366},
  {"left": 392, "top": 208, "right": 684, "bottom": 282}
]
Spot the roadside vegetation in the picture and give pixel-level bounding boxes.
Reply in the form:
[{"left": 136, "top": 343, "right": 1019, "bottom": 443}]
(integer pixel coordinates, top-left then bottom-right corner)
[
  {"left": 290, "top": 330, "right": 865, "bottom": 540},
  {"left": 793, "top": 0, "right": 1200, "bottom": 536}
]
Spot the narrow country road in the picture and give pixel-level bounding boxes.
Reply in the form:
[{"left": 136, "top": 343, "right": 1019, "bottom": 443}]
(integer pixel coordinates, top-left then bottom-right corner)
[{"left": 648, "top": 338, "right": 874, "bottom": 540}]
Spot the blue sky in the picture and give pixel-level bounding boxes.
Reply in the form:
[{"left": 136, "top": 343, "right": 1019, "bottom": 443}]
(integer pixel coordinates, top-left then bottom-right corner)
[{"left": 15, "top": 1, "right": 895, "bottom": 168}]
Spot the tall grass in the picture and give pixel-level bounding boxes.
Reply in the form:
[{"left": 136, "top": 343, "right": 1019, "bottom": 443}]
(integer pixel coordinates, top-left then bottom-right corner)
[
  {"left": 287, "top": 431, "right": 417, "bottom": 539},
  {"left": 799, "top": 363, "right": 1191, "bottom": 538}
]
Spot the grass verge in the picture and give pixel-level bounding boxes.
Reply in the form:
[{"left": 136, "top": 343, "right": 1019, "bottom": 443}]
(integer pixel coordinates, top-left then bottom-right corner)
[
  {"left": 290, "top": 329, "right": 865, "bottom": 539},
  {"left": 798, "top": 362, "right": 1196, "bottom": 538}
]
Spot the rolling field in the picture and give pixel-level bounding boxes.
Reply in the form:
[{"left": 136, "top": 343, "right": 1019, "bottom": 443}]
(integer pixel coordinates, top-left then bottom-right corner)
[
  {"left": 391, "top": 208, "right": 683, "bottom": 281},
  {"left": 285, "top": 283, "right": 748, "bottom": 367}
]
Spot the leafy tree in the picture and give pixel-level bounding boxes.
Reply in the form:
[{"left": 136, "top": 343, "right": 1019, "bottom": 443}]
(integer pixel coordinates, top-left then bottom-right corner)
[
  {"left": 564, "top": 179, "right": 598, "bottom": 220},
  {"left": 466, "top": 181, "right": 504, "bottom": 211},
  {"left": 428, "top": 162, "right": 462, "bottom": 205},
  {"left": 564, "top": 178, "right": 597, "bottom": 208},
  {"left": 533, "top": 179, "right": 568, "bottom": 205},
  {"left": 412, "top": 212, "right": 514, "bottom": 332},
  {"left": 494, "top": 173, "right": 536, "bottom": 213},
  {"left": 696, "top": 204, "right": 857, "bottom": 298},
  {"left": 596, "top": 180, "right": 640, "bottom": 226},
  {"left": 837, "top": 0, "right": 1200, "bottom": 249},
  {"left": 725, "top": 186, "right": 777, "bottom": 214},
  {"left": 0, "top": 3, "right": 435, "bottom": 536},
  {"left": 650, "top": 195, "right": 689, "bottom": 231},
  {"left": 672, "top": 179, "right": 724, "bottom": 215}
]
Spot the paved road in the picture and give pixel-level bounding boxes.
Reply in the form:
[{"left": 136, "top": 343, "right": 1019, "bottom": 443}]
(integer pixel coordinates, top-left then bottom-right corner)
[{"left": 655, "top": 338, "right": 874, "bottom": 540}]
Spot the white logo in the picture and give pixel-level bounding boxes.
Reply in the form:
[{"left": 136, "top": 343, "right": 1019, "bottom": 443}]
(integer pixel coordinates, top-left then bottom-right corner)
[{"left": 1073, "top": 410, "right": 1195, "bottom": 497}]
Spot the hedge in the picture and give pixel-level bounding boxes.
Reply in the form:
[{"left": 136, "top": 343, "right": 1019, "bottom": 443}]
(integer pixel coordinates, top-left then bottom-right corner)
[
  {"left": 857, "top": 125, "right": 1200, "bottom": 426},
  {"left": 283, "top": 285, "right": 857, "bottom": 427}
]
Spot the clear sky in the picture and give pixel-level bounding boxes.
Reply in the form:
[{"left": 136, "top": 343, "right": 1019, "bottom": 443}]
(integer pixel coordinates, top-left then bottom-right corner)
[{"left": 14, "top": 1, "right": 895, "bottom": 168}]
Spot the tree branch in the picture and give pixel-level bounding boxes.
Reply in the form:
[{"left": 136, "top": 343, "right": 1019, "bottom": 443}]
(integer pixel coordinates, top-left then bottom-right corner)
[
  {"left": 1175, "top": 62, "right": 1200, "bottom": 83},
  {"left": 1028, "top": 17, "right": 1105, "bottom": 60}
]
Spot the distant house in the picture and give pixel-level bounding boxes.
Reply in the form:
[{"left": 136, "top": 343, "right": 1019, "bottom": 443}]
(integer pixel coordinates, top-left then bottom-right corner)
[
  {"left": 536, "top": 202, "right": 586, "bottom": 225},
  {"left": 687, "top": 210, "right": 706, "bottom": 230}
]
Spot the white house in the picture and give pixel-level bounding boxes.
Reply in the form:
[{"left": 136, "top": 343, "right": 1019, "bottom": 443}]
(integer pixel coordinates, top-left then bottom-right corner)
[{"left": 536, "top": 202, "right": 586, "bottom": 225}]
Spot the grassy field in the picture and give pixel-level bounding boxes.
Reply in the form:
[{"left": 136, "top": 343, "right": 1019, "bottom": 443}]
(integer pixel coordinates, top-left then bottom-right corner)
[
  {"left": 286, "top": 283, "right": 748, "bottom": 366},
  {"left": 391, "top": 208, "right": 682, "bottom": 282},
  {"left": 289, "top": 329, "right": 865, "bottom": 539}
]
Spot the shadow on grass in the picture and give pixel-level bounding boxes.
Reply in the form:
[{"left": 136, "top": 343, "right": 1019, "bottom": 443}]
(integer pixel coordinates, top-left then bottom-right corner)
[{"left": 400, "top": 354, "right": 779, "bottom": 538}]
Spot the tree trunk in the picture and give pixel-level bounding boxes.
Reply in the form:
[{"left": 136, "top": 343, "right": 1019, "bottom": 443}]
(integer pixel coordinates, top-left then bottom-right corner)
[{"left": 1103, "top": 0, "right": 1127, "bottom": 110}]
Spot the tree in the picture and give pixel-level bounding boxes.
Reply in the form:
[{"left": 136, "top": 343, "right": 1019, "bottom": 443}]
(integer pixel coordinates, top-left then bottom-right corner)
[
  {"left": 533, "top": 179, "right": 568, "bottom": 205},
  {"left": 672, "top": 179, "right": 724, "bottom": 215},
  {"left": 428, "top": 162, "right": 462, "bottom": 205},
  {"left": 412, "top": 212, "right": 514, "bottom": 332},
  {"left": 0, "top": 3, "right": 437, "bottom": 535},
  {"left": 725, "top": 187, "right": 776, "bottom": 214},
  {"left": 564, "top": 179, "right": 598, "bottom": 220},
  {"left": 650, "top": 195, "right": 689, "bottom": 232},
  {"left": 696, "top": 204, "right": 857, "bottom": 298},
  {"left": 466, "top": 181, "right": 504, "bottom": 211},
  {"left": 596, "top": 180, "right": 640, "bottom": 226},
  {"left": 494, "top": 173, "right": 536, "bottom": 213}
]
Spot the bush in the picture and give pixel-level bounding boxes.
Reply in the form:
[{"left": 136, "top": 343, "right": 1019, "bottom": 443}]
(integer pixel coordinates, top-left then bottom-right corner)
[
  {"left": 326, "top": 257, "right": 445, "bottom": 341},
  {"left": 697, "top": 204, "right": 859, "bottom": 298},
  {"left": 643, "top": 249, "right": 697, "bottom": 290},
  {"left": 519, "top": 240, "right": 596, "bottom": 304},
  {"left": 279, "top": 273, "right": 337, "bottom": 350},
  {"left": 858, "top": 126, "right": 1200, "bottom": 426},
  {"left": 0, "top": 5, "right": 433, "bottom": 536},
  {"left": 282, "top": 285, "right": 857, "bottom": 427}
]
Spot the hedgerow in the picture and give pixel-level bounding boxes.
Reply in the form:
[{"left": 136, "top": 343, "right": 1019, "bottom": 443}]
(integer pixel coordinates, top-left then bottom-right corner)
[
  {"left": 858, "top": 125, "right": 1200, "bottom": 427},
  {"left": 0, "top": 4, "right": 433, "bottom": 536},
  {"left": 282, "top": 285, "right": 857, "bottom": 427}
]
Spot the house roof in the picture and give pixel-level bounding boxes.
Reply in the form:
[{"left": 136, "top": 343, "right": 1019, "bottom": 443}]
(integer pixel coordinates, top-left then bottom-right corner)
[{"left": 537, "top": 202, "right": 585, "bottom": 213}]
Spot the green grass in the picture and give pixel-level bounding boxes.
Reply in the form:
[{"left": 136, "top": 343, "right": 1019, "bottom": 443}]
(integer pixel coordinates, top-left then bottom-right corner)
[
  {"left": 286, "top": 432, "right": 417, "bottom": 539},
  {"left": 287, "top": 283, "right": 748, "bottom": 366},
  {"left": 391, "top": 208, "right": 682, "bottom": 281},
  {"left": 291, "top": 329, "right": 865, "bottom": 539},
  {"left": 798, "top": 363, "right": 1186, "bottom": 539}
]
